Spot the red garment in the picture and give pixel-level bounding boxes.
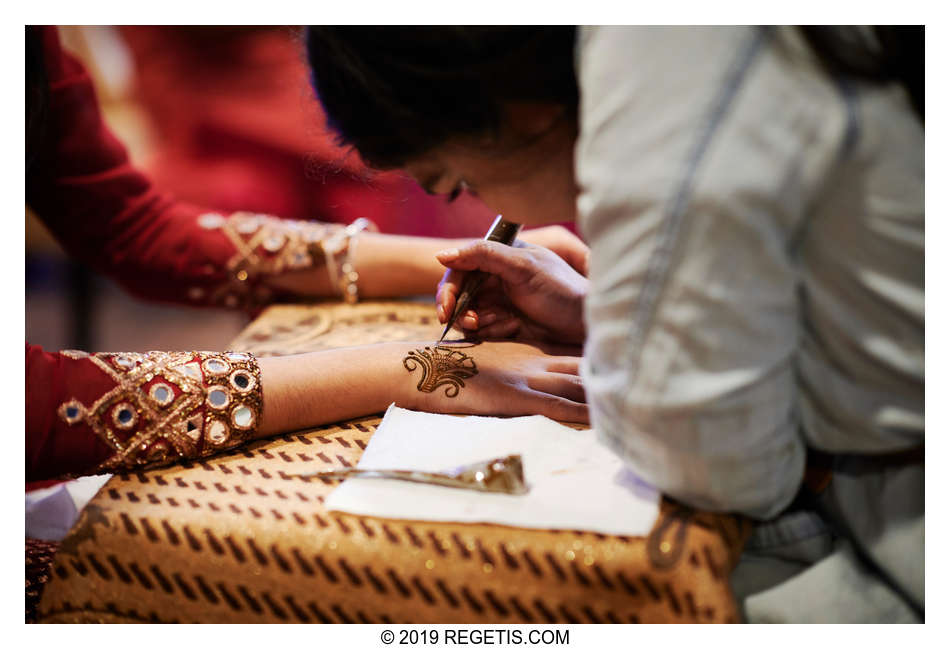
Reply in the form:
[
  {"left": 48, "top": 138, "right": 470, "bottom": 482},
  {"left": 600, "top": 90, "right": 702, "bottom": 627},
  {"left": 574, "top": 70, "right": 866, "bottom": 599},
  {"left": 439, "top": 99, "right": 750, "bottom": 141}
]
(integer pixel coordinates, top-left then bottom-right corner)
[
  {"left": 22, "top": 27, "right": 486, "bottom": 480},
  {"left": 26, "top": 343, "right": 114, "bottom": 480},
  {"left": 119, "top": 26, "right": 497, "bottom": 236},
  {"left": 25, "top": 27, "right": 292, "bottom": 480},
  {"left": 26, "top": 345, "right": 264, "bottom": 482},
  {"left": 27, "top": 26, "right": 238, "bottom": 307}
]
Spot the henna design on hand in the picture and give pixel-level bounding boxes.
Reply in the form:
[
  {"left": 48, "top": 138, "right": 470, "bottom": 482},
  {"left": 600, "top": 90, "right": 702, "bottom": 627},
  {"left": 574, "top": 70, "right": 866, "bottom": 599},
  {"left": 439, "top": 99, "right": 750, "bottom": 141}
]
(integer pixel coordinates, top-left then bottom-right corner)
[{"left": 403, "top": 346, "right": 479, "bottom": 398}]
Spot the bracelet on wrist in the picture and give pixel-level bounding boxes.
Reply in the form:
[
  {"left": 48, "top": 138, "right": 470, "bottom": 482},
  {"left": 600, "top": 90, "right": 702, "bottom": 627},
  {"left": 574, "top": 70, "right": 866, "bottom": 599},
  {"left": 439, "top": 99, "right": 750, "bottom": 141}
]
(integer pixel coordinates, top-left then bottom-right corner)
[{"left": 322, "top": 217, "right": 377, "bottom": 304}]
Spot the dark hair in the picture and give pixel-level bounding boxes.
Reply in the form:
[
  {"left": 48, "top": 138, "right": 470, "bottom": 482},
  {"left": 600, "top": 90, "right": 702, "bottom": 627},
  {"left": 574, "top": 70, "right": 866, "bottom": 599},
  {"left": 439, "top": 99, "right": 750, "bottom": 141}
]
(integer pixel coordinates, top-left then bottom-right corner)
[
  {"left": 305, "top": 26, "right": 578, "bottom": 169},
  {"left": 305, "top": 26, "right": 922, "bottom": 170},
  {"left": 799, "top": 26, "right": 923, "bottom": 121}
]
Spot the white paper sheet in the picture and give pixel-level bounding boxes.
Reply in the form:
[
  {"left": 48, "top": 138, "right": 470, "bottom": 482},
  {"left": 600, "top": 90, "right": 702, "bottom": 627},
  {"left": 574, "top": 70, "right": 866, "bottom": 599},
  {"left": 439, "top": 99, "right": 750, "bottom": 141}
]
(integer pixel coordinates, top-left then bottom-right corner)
[
  {"left": 324, "top": 405, "right": 659, "bottom": 537},
  {"left": 26, "top": 474, "right": 112, "bottom": 541}
]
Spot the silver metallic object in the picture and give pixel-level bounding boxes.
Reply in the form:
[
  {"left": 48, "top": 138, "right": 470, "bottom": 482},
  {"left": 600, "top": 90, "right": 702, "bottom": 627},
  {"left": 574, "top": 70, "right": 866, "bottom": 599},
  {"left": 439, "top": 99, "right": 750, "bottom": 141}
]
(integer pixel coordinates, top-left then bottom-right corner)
[{"left": 296, "top": 454, "right": 529, "bottom": 495}]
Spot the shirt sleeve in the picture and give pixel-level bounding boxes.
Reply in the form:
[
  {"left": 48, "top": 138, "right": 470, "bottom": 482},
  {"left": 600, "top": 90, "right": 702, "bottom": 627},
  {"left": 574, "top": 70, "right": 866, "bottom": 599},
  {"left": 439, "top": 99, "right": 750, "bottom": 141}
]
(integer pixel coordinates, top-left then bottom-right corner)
[
  {"left": 575, "top": 27, "right": 851, "bottom": 519},
  {"left": 26, "top": 26, "right": 338, "bottom": 311},
  {"left": 26, "top": 343, "right": 263, "bottom": 482}
]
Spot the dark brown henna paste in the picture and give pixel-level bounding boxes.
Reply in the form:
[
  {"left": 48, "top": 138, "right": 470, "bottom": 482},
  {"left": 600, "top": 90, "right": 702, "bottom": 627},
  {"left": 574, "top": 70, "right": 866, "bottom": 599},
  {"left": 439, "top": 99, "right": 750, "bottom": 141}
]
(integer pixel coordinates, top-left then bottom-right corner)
[{"left": 403, "top": 346, "right": 479, "bottom": 398}]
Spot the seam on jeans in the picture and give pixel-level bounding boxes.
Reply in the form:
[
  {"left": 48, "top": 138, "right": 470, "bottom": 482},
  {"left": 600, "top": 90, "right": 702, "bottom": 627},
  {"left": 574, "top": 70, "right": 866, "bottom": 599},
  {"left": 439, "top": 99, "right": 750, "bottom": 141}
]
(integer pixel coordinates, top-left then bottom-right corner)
[
  {"left": 745, "top": 515, "right": 830, "bottom": 551},
  {"left": 625, "top": 27, "right": 772, "bottom": 389}
]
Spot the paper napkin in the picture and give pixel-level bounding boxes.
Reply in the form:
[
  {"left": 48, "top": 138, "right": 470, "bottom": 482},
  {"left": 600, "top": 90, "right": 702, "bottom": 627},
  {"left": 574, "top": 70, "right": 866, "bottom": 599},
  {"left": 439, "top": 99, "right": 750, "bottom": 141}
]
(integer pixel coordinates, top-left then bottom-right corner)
[{"left": 324, "top": 405, "right": 659, "bottom": 536}]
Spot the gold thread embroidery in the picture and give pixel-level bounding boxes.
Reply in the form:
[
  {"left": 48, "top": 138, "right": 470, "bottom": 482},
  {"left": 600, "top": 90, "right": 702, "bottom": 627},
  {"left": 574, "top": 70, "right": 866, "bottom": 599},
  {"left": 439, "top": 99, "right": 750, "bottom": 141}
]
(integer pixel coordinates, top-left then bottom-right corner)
[
  {"left": 229, "top": 369, "right": 255, "bottom": 393},
  {"left": 111, "top": 403, "right": 138, "bottom": 430},
  {"left": 55, "top": 350, "right": 263, "bottom": 473},
  {"left": 57, "top": 399, "right": 85, "bottom": 425},
  {"left": 196, "top": 211, "right": 342, "bottom": 309},
  {"left": 148, "top": 382, "right": 175, "bottom": 407}
]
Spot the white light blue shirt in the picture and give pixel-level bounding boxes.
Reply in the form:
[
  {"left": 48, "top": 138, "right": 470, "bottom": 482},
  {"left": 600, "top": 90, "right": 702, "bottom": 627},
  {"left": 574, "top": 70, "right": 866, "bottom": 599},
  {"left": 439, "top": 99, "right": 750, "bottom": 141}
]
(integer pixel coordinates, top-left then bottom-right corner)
[{"left": 575, "top": 26, "right": 923, "bottom": 520}]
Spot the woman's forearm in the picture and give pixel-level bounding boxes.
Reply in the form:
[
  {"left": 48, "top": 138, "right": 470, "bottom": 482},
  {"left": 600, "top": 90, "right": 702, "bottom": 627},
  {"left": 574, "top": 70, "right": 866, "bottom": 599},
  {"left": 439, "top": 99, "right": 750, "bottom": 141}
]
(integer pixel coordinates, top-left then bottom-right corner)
[
  {"left": 255, "top": 342, "right": 417, "bottom": 437},
  {"left": 254, "top": 338, "right": 588, "bottom": 439},
  {"left": 356, "top": 234, "right": 468, "bottom": 297},
  {"left": 264, "top": 233, "right": 467, "bottom": 299}
]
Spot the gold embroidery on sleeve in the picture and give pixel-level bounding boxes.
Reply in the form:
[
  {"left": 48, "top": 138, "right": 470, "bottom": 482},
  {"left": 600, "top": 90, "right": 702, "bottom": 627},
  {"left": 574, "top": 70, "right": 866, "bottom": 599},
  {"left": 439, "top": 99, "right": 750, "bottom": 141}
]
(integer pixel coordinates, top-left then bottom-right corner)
[
  {"left": 195, "top": 211, "right": 343, "bottom": 309},
  {"left": 56, "top": 350, "right": 263, "bottom": 473}
]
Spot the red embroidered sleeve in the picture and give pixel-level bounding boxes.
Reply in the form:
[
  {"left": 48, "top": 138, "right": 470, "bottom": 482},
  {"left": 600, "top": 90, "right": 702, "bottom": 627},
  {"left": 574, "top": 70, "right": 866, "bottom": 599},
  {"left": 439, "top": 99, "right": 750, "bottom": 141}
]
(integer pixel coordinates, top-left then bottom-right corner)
[
  {"left": 26, "top": 343, "right": 263, "bottom": 481},
  {"left": 26, "top": 26, "right": 338, "bottom": 311}
]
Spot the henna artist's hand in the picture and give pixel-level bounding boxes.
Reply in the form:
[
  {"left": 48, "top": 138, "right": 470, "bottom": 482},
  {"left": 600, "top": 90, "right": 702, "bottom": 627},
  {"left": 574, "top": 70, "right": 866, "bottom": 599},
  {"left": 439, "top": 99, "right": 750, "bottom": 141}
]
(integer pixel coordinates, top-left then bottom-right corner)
[
  {"left": 401, "top": 340, "right": 588, "bottom": 424},
  {"left": 517, "top": 225, "right": 590, "bottom": 276},
  {"left": 435, "top": 237, "right": 589, "bottom": 344}
]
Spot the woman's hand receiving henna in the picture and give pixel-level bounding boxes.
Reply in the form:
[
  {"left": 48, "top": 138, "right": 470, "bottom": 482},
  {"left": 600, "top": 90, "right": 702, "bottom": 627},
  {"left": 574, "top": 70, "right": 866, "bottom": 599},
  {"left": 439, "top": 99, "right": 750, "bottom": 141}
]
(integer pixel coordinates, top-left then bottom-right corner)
[
  {"left": 257, "top": 340, "right": 587, "bottom": 436},
  {"left": 400, "top": 340, "right": 588, "bottom": 424}
]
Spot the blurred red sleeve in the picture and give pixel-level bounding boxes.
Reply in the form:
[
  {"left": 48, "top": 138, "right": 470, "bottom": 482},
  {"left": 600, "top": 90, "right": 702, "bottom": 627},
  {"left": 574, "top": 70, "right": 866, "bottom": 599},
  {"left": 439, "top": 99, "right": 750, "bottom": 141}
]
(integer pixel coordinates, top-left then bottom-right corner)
[
  {"left": 25, "top": 343, "right": 115, "bottom": 481},
  {"left": 26, "top": 26, "right": 235, "bottom": 307}
]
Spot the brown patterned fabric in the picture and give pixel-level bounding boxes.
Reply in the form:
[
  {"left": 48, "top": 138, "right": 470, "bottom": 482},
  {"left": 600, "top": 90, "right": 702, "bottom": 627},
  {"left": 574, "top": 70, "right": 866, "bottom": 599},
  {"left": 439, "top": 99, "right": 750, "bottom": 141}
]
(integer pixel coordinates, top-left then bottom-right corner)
[
  {"left": 231, "top": 302, "right": 447, "bottom": 356},
  {"left": 37, "top": 301, "right": 751, "bottom": 623},
  {"left": 27, "top": 539, "right": 60, "bottom": 623}
]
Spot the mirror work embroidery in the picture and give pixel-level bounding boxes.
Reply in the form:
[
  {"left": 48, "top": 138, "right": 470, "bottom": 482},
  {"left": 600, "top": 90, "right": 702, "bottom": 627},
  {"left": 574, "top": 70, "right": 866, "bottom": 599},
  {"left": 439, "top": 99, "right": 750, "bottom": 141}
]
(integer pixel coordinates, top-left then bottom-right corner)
[{"left": 55, "top": 350, "right": 262, "bottom": 474}]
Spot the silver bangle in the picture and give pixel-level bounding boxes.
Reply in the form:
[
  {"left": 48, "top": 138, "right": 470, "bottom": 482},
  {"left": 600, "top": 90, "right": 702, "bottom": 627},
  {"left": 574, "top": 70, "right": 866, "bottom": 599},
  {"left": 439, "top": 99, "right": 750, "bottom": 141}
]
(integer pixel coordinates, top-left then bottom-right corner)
[{"left": 324, "top": 217, "right": 376, "bottom": 303}]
